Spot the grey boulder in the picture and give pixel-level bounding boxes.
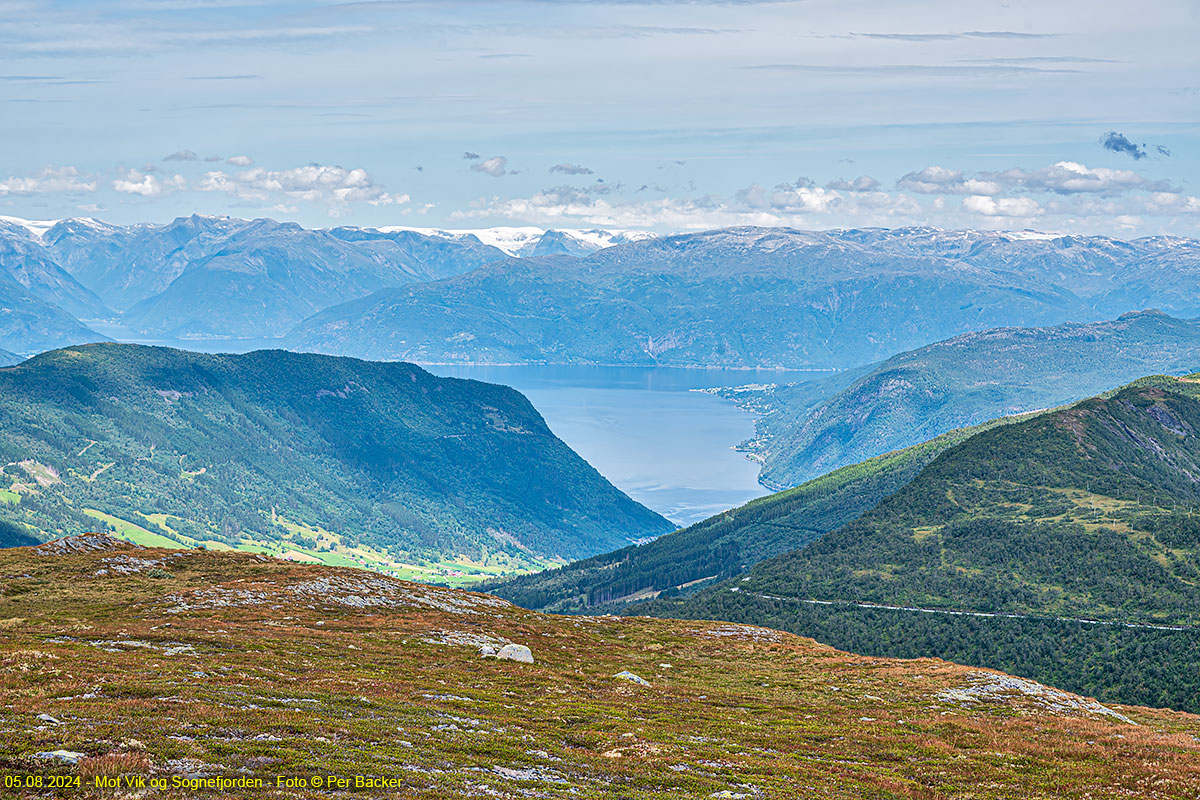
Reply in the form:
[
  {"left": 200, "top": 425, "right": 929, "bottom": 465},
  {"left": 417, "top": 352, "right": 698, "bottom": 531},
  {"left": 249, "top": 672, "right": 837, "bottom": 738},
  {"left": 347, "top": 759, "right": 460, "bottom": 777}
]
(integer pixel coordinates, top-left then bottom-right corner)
[{"left": 496, "top": 644, "right": 534, "bottom": 664}]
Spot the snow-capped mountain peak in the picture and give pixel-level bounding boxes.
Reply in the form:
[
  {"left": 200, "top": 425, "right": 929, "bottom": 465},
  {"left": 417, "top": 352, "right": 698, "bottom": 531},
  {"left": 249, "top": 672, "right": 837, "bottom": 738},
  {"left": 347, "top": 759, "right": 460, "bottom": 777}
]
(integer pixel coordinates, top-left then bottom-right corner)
[
  {"left": 0, "top": 215, "right": 61, "bottom": 239},
  {"left": 372, "top": 225, "right": 658, "bottom": 258}
]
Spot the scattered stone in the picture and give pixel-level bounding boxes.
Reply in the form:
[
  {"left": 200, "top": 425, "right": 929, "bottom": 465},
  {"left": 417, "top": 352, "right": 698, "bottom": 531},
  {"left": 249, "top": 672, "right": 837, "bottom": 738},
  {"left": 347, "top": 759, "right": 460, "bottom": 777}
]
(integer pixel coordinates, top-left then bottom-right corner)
[
  {"left": 121, "top": 739, "right": 146, "bottom": 751},
  {"left": 35, "top": 533, "right": 135, "bottom": 556},
  {"left": 422, "top": 694, "right": 475, "bottom": 703},
  {"left": 937, "top": 673, "right": 1135, "bottom": 724},
  {"left": 695, "top": 624, "right": 785, "bottom": 643},
  {"left": 613, "top": 671, "right": 651, "bottom": 687},
  {"left": 478, "top": 645, "right": 497, "bottom": 658},
  {"left": 601, "top": 742, "right": 661, "bottom": 758},
  {"left": 421, "top": 630, "right": 507, "bottom": 651},
  {"left": 34, "top": 750, "right": 86, "bottom": 764},
  {"left": 496, "top": 644, "right": 534, "bottom": 664},
  {"left": 492, "top": 765, "right": 567, "bottom": 783},
  {"left": 289, "top": 575, "right": 511, "bottom": 615}
]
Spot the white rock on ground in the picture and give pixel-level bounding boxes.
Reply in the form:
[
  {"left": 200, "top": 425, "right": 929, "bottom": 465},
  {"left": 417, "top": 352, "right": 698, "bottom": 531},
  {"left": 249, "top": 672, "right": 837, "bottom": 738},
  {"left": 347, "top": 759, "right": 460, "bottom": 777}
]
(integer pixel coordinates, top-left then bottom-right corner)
[
  {"left": 496, "top": 644, "right": 534, "bottom": 663},
  {"left": 613, "top": 671, "right": 651, "bottom": 687},
  {"left": 35, "top": 751, "right": 86, "bottom": 764}
]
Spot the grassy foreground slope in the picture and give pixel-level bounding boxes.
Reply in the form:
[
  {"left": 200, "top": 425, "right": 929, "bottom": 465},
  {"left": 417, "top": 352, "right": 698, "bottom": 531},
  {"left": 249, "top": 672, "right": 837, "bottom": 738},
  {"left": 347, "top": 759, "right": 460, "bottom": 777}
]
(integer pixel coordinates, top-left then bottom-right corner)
[
  {"left": 1, "top": 535, "right": 1198, "bottom": 800},
  {"left": 0, "top": 344, "right": 671, "bottom": 577},
  {"left": 488, "top": 413, "right": 1035, "bottom": 613},
  {"left": 639, "top": 376, "right": 1200, "bottom": 711}
]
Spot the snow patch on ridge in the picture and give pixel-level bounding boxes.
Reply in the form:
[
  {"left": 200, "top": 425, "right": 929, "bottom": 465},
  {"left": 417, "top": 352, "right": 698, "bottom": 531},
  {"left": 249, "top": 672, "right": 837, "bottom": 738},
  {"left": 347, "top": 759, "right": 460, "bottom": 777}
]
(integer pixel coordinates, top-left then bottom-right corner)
[{"left": 372, "top": 225, "right": 657, "bottom": 257}]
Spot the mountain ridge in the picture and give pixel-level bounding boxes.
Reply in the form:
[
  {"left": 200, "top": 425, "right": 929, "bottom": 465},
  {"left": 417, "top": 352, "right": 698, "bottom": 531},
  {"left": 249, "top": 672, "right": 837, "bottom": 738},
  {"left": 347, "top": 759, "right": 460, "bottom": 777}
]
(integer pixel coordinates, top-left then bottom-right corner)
[
  {"left": 486, "top": 412, "right": 1038, "bottom": 614},
  {"left": 286, "top": 225, "right": 1200, "bottom": 369},
  {"left": 731, "top": 309, "right": 1200, "bottom": 488},
  {"left": 0, "top": 343, "right": 672, "bottom": 572},
  {"left": 635, "top": 374, "right": 1200, "bottom": 711}
]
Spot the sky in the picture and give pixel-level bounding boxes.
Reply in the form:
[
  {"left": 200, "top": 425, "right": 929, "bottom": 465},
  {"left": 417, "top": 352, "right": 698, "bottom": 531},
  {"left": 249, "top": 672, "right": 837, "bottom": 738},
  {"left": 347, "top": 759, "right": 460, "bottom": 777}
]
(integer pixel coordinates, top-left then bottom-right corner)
[{"left": 1, "top": 0, "right": 1198, "bottom": 236}]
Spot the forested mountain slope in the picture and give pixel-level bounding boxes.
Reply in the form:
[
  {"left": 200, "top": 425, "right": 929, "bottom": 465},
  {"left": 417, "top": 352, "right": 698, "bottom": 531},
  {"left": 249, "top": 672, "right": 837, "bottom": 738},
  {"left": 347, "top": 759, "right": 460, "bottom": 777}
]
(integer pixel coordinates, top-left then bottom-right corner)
[
  {"left": 0, "top": 344, "right": 671, "bottom": 571},
  {"left": 736, "top": 310, "right": 1200, "bottom": 488},
  {"left": 640, "top": 376, "right": 1200, "bottom": 712},
  {"left": 487, "top": 414, "right": 1034, "bottom": 613}
]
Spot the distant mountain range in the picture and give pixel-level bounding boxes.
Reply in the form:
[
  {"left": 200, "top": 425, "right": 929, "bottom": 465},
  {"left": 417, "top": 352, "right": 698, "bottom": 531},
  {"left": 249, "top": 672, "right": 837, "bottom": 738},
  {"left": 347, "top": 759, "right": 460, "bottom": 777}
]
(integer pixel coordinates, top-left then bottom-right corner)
[
  {"left": 722, "top": 310, "right": 1200, "bottom": 488},
  {"left": 375, "top": 225, "right": 657, "bottom": 258},
  {"left": 0, "top": 216, "right": 654, "bottom": 354},
  {"left": 5, "top": 218, "right": 1200, "bottom": 370},
  {"left": 637, "top": 375, "right": 1200, "bottom": 712},
  {"left": 0, "top": 268, "right": 107, "bottom": 357},
  {"left": 287, "top": 226, "right": 1200, "bottom": 368},
  {"left": 0, "top": 344, "right": 671, "bottom": 570}
]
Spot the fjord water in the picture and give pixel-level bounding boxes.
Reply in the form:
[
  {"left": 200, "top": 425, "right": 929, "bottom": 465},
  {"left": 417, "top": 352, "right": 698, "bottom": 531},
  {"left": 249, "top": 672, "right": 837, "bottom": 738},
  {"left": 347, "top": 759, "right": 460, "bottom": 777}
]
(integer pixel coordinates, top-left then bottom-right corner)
[{"left": 425, "top": 365, "right": 797, "bottom": 526}]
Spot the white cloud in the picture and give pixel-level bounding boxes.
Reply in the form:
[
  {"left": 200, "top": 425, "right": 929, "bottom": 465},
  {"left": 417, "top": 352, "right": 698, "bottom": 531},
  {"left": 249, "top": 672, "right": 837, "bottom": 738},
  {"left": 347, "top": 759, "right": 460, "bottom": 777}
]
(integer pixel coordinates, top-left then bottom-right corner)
[
  {"left": 549, "top": 162, "right": 593, "bottom": 175},
  {"left": 112, "top": 168, "right": 185, "bottom": 197},
  {"left": 471, "top": 156, "right": 508, "bottom": 177},
  {"left": 738, "top": 183, "right": 842, "bottom": 214},
  {"left": 0, "top": 166, "right": 96, "bottom": 195},
  {"left": 962, "top": 195, "right": 1041, "bottom": 218},
  {"left": 996, "top": 161, "right": 1175, "bottom": 196},
  {"left": 898, "top": 166, "right": 1003, "bottom": 195},
  {"left": 198, "top": 164, "right": 405, "bottom": 210},
  {"left": 226, "top": 155, "right": 254, "bottom": 166},
  {"left": 826, "top": 175, "right": 881, "bottom": 192},
  {"left": 454, "top": 181, "right": 920, "bottom": 230},
  {"left": 900, "top": 161, "right": 1174, "bottom": 200}
]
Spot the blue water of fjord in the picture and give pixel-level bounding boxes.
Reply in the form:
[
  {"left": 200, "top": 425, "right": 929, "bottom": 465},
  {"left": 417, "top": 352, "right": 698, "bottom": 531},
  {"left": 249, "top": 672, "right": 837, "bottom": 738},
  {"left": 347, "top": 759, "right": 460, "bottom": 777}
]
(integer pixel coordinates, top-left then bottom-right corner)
[{"left": 425, "top": 364, "right": 797, "bottom": 526}]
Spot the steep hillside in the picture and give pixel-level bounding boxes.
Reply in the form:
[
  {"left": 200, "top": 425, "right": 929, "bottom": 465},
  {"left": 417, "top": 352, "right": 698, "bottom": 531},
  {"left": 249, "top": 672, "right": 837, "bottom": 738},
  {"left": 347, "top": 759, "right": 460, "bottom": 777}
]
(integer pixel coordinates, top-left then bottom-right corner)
[
  {"left": 120, "top": 219, "right": 509, "bottom": 337},
  {"left": 0, "top": 232, "right": 109, "bottom": 319},
  {"left": 287, "top": 226, "right": 1200, "bottom": 368},
  {"left": 741, "top": 310, "right": 1200, "bottom": 488},
  {"left": 42, "top": 215, "right": 254, "bottom": 312},
  {"left": 0, "top": 518, "right": 37, "bottom": 547},
  {"left": 0, "top": 344, "right": 670, "bottom": 576},
  {"left": 0, "top": 216, "right": 511, "bottom": 340},
  {"left": 1, "top": 535, "right": 1197, "bottom": 799},
  {"left": 0, "top": 348, "right": 19, "bottom": 367},
  {"left": 0, "top": 273, "right": 105, "bottom": 356},
  {"left": 488, "top": 414, "right": 1034, "bottom": 614},
  {"left": 640, "top": 377, "right": 1200, "bottom": 711}
]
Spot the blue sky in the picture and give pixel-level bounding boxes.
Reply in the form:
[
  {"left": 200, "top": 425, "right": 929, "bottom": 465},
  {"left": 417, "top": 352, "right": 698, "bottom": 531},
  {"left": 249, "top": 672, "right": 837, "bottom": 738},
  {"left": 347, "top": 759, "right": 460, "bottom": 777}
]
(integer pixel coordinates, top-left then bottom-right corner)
[{"left": 1, "top": 0, "right": 1198, "bottom": 235}]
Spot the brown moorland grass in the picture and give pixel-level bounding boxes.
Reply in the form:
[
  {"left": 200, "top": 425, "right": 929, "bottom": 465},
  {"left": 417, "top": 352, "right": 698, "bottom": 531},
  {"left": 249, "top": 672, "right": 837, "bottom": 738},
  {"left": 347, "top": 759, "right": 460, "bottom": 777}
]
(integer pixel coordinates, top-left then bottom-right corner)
[{"left": 0, "top": 534, "right": 1197, "bottom": 799}]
